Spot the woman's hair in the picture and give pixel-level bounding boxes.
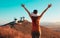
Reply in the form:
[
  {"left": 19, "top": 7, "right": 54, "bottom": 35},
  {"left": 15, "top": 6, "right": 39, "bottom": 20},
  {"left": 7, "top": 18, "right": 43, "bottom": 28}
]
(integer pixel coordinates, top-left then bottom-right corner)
[{"left": 33, "top": 10, "right": 38, "bottom": 14}]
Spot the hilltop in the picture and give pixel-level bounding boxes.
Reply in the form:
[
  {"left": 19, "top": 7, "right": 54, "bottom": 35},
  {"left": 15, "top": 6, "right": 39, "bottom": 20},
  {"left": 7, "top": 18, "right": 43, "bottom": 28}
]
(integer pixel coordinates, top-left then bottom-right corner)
[{"left": 0, "top": 20, "right": 60, "bottom": 38}]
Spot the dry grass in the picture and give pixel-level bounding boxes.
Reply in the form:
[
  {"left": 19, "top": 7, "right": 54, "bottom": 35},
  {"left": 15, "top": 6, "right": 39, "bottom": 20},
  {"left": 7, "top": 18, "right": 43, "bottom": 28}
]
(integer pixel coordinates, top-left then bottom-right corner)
[{"left": 0, "top": 20, "right": 60, "bottom": 38}]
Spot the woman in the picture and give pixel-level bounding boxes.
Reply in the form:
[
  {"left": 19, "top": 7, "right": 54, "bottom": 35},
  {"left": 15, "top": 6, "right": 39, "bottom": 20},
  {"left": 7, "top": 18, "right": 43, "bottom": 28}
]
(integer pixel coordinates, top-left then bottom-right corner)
[{"left": 21, "top": 4, "right": 51, "bottom": 38}]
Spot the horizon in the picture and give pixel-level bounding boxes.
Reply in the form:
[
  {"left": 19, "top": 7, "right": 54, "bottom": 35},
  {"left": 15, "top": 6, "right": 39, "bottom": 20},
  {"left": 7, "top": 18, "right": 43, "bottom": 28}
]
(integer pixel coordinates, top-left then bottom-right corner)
[{"left": 0, "top": 0, "right": 60, "bottom": 25}]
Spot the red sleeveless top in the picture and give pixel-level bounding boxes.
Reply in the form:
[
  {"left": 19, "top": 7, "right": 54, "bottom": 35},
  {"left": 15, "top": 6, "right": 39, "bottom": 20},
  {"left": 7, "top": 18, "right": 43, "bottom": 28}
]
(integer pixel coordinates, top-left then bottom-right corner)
[{"left": 31, "top": 16, "right": 41, "bottom": 32}]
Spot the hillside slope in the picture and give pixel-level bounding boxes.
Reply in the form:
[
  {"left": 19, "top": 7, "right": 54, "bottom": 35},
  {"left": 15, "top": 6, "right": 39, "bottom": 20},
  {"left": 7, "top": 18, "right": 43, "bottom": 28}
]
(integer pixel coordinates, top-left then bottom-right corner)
[{"left": 0, "top": 20, "right": 60, "bottom": 38}]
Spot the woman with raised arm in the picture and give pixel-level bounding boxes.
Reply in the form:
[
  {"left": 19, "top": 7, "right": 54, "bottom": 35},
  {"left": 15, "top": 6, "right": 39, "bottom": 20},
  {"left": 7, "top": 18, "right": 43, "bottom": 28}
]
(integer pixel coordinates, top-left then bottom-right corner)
[{"left": 21, "top": 4, "right": 51, "bottom": 38}]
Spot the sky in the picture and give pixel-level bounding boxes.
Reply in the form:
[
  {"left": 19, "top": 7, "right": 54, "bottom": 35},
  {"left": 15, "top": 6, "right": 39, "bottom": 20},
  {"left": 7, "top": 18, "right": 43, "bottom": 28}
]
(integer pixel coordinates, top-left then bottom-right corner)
[{"left": 0, "top": 0, "right": 60, "bottom": 25}]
